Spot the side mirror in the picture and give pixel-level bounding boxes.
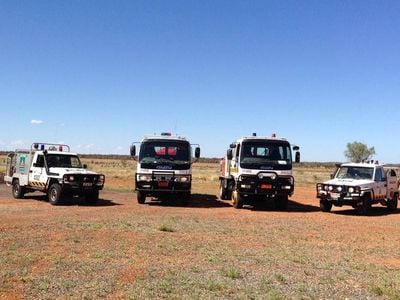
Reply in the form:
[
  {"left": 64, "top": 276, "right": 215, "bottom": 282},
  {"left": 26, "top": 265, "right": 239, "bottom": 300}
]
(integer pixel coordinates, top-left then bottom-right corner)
[
  {"left": 293, "top": 146, "right": 300, "bottom": 151},
  {"left": 227, "top": 149, "right": 233, "bottom": 160},
  {"left": 229, "top": 143, "right": 236, "bottom": 149},
  {"left": 195, "top": 147, "right": 200, "bottom": 159},
  {"left": 83, "top": 164, "right": 87, "bottom": 169},
  {"left": 330, "top": 173, "right": 334, "bottom": 179},
  {"left": 130, "top": 145, "right": 136, "bottom": 157},
  {"left": 295, "top": 151, "right": 300, "bottom": 163}
]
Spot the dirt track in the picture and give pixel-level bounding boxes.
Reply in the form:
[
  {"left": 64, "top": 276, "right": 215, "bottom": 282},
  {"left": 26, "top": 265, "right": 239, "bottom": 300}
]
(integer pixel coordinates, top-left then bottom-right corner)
[{"left": 1, "top": 183, "right": 400, "bottom": 299}]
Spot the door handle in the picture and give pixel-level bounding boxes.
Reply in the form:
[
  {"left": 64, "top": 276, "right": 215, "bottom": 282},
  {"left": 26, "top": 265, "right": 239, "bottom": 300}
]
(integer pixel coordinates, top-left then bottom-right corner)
[{"left": 29, "top": 170, "right": 33, "bottom": 173}]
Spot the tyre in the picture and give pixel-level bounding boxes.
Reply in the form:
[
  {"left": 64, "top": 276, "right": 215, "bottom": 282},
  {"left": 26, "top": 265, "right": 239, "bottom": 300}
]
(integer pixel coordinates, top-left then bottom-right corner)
[
  {"left": 387, "top": 193, "right": 398, "bottom": 212},
  {"left": 85, "top": 190, "right": 99, "bottom": 205},
  {"left": 232, "top": 191, "right": 244, "bottom": 209},
  {"left": 48, "top": 183, "right": 63, "bottom": 205},
  {"left": 275, "top": 195, "right": 288, "bottom": 210},
  {"left": 356, "top": 195, "right": 371, "bottom": 215},
  {"left": 181, "top": 192, "right": 191, "bottom": 206},
  {"left": 137, "top": 191, "right": 146, "bottom": 204},
  {"left": 12, "top": 179, "right": 25, "bottom": 199},
  {"left": 219, "top": 182, "right": 228, "bottom": 200},
  {"left": 320, "top": 200, "right": 332, "bottom": 212}
]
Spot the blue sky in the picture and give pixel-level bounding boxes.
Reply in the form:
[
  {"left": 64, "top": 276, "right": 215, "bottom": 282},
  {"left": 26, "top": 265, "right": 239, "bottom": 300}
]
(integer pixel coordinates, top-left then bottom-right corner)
[{"left": 1, "top": 1, "right": 399, "bottom": 162}]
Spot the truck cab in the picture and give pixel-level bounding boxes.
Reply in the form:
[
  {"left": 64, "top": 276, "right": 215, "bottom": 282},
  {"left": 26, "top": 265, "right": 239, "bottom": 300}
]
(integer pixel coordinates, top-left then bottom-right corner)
[
  {"left": 5, "top": 143, "right": 105, "bottom": 205},
  {"left": 316, "top": 162, "right": 398, "bottom": 214},
  {"left": 130, "top": 133, "right": 200, "bottom": 204},
  {"left": 219, "top": 133, "right": 300, "bottom": 209}
]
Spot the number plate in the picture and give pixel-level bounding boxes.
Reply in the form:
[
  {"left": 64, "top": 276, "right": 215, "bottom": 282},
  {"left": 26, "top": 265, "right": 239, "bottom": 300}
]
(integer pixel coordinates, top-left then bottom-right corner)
[
  {"left": 158, "top": 181, "right": 168, "bottom": 187},
  {"left": 330, "top": 193, "right": 340, "bottom": 200},
  {"left": 261, "top": 184, "right": 272, "bottom": 189},
  {"left": 83, "top": 182, "right": 93, "bottom": 187}
]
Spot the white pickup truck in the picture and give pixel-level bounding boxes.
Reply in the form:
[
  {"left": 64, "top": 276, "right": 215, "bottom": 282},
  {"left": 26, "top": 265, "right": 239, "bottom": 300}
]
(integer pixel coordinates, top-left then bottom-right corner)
[
  {"left": 316, "top": 162, "right": 398, "bottom": 214},
  {"left": 4, "top": 143, "right": 105, "bottom": 205}
]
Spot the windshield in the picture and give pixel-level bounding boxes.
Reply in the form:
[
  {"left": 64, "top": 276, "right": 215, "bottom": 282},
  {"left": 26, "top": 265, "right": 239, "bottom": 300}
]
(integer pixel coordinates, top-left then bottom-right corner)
[
  {"left": 239, "top": 141, "right": 292, "bottom": 170},
  {"left": 46, "top": 154, "right": 82, "bottom": 168},
  {"left": 139, "top": 140, "right": 191, "bottom": 169},
  {"left": 336, "top": 166, "right": 374, "bottom": 180}
]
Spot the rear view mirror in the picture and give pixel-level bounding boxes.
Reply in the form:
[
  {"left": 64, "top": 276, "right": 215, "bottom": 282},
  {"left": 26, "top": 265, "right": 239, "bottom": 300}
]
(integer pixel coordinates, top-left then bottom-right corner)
[
  {"left": 293, "top": 146, "right": 299, "bottom": 151},
  {"left": 195, "top": 147, "right": 200, "bottom": 159},
  {"left": 227, "top": 149, "right": 233, "bottom": 160},
  {"left": 295, "top": 152, "right": 300, "bottom": 163},
  {"left": 130, "top": 145, "right": 136, "bottom": 157}
]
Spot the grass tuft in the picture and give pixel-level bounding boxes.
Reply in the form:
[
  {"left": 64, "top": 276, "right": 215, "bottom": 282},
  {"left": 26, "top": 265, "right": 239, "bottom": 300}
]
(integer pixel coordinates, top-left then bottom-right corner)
[{"left": 158, "top": 224, "right": 175, "bottom": 232}]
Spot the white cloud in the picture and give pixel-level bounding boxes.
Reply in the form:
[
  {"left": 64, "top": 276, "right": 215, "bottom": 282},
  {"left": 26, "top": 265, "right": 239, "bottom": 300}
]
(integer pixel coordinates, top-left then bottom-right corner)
[{"left": 31, "top": 119, "right": 44, "bottom": 125}]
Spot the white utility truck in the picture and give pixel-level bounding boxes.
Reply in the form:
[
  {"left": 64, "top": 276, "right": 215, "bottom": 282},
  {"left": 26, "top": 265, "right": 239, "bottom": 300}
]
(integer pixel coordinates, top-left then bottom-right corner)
[
  {"left": 316, "top": 162, "right": 398, "bottom": 214},
  {"left": 130, "top": 133, "right": 200, "bottom": 205},
  {"left": 4, "top": 143, "right": 105, "bottom": 205},
  {"left": 219, "top": 133, "right": 300, "bottom": 209}
]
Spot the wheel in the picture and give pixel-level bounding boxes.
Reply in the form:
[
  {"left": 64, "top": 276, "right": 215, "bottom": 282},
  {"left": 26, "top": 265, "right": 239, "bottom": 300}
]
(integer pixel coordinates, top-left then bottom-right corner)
[
  {"left": 232, "top": 191, "right": 244, "bottom": 209},
  {"left": 48, "top": 183, "right": 63, "bottom": 205},
  {"left": 219, "top": 182, "right": 228, "bottom": 200},
  {"left": 387, "top": 193, "right": 398, "bottom": 212},
  {"left": 356, "top": 195, "right": 371, "bottom": 215},
  {"left": 137, "top": 191, "right": 146, "bottom": 204},
  {"left": 180, "top": 192, "right": 191, "bottom": 206},
  {"left": 275, "top": 195, "right": 288, "bottom": 210},
  {"left": 12, "top": 179, "right": 25, "bottom": 199},
  {"left": 320, "top": 200, "right": 332, "bottom": 212},
  {"left": 85, "top": 190, "right": 99, "bottom": 205}
]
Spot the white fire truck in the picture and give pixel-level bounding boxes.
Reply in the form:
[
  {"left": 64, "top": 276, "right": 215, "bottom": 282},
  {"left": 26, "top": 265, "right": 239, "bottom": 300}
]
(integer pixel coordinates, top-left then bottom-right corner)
[
  {"left": 316, "top": 162, "right": 398, "bottom": 214},
  {"left": 4, "top": 143, "right": 105, "bottom": 205},
  {"left": 130, "top": 133, "right": 200, "bottom": 204},
  {"left": 219, "top": 133, "right": 300, "bottom": 209}
]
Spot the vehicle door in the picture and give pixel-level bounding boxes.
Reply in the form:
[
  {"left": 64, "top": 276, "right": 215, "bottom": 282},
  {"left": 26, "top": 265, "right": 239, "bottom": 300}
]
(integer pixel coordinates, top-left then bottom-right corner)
[
  {"left": 373, "top": 167, "right": 387, "bottom": 200},
  {"left": 28, "top": 154, "right": 48, "bottom": 188}
]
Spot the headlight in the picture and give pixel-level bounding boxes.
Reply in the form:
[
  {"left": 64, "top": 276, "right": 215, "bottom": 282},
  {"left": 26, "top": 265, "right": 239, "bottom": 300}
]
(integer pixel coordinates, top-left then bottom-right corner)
[
  {"left": 316, "top": 183, "right": 323, "bottom": 191},
  {"left": 137, "top": 175, "right": 152, "bottom": 182},
  {"left": 98, "top": 175, "right": 105, "bottom": 183},
  {"left": 63, "top": 175, "right": 74, "bottom": 181},
  {"left": 175, "top": 176, "right": 190, "bottom": 182},
  {"left": 328, "top": 186, "right": 333, "bottom": 191},
  {"left": 337, "top": 186, "right": 343, "bottom": 192},
  {"left": 324, "top": 185, "right": 329, "bottom": 191},
  {"left": 348, "top": 187, "right": 354, "bottom": 193}
]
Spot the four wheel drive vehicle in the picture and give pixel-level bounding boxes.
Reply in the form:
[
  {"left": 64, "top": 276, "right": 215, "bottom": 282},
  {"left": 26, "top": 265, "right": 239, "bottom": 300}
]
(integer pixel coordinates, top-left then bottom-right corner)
[
  {"left": 219, "top": 133, "right": 300, "bottom": 209},
  {"left": 130, "top": 133, "right": 200, "bottom": 205},
  {"left": 4, "top": 143, "right": 105, "bottom": 205},
  {"left": 316, "top": 162, "right": 398, "bottom": 214}
]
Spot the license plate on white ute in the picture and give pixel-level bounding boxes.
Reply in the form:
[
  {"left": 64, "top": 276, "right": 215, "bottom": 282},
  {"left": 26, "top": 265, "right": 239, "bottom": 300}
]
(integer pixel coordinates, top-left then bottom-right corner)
[
  {"left": 83, "top": 182, "right": 93, "bottom": 187},
  {"left": 330, "top": 193, "right": 340, "bottom": 200}
]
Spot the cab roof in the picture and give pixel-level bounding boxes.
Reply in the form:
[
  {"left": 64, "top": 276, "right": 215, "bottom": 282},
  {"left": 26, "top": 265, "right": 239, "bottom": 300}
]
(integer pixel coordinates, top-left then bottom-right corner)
[
  {"left": 341, "top": 162, "right": 383, "bottom": 168},
  {"left": 142, "top": 135, "right": 189, "bottom": 142}
]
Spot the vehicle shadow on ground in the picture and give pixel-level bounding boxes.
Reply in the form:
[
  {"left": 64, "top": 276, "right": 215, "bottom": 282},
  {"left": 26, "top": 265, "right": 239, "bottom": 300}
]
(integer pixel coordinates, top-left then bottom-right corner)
[
  {"left": 332, "top": 207, "right": 400, "bottom": 217},
  {"left": 146, "top": 194, "right": 231, "bottom": 208},
  {"left": 244, "top": 198, "right": 320, "bottom": 213},
  {"left": 25, "top": 194, "right": 121, "bottom": 206}
]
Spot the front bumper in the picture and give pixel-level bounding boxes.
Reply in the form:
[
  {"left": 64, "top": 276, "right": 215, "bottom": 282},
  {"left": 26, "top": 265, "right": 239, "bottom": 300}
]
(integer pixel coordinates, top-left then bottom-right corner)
[
  {"left": 236, "top": 174, "right": 294, "bottom": 196},
  {"left": 62, "top": 174, "right": 105, "bottom": 194},
  {"left": 135, "top": 172, "right": 191, "bottom": 194}
]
